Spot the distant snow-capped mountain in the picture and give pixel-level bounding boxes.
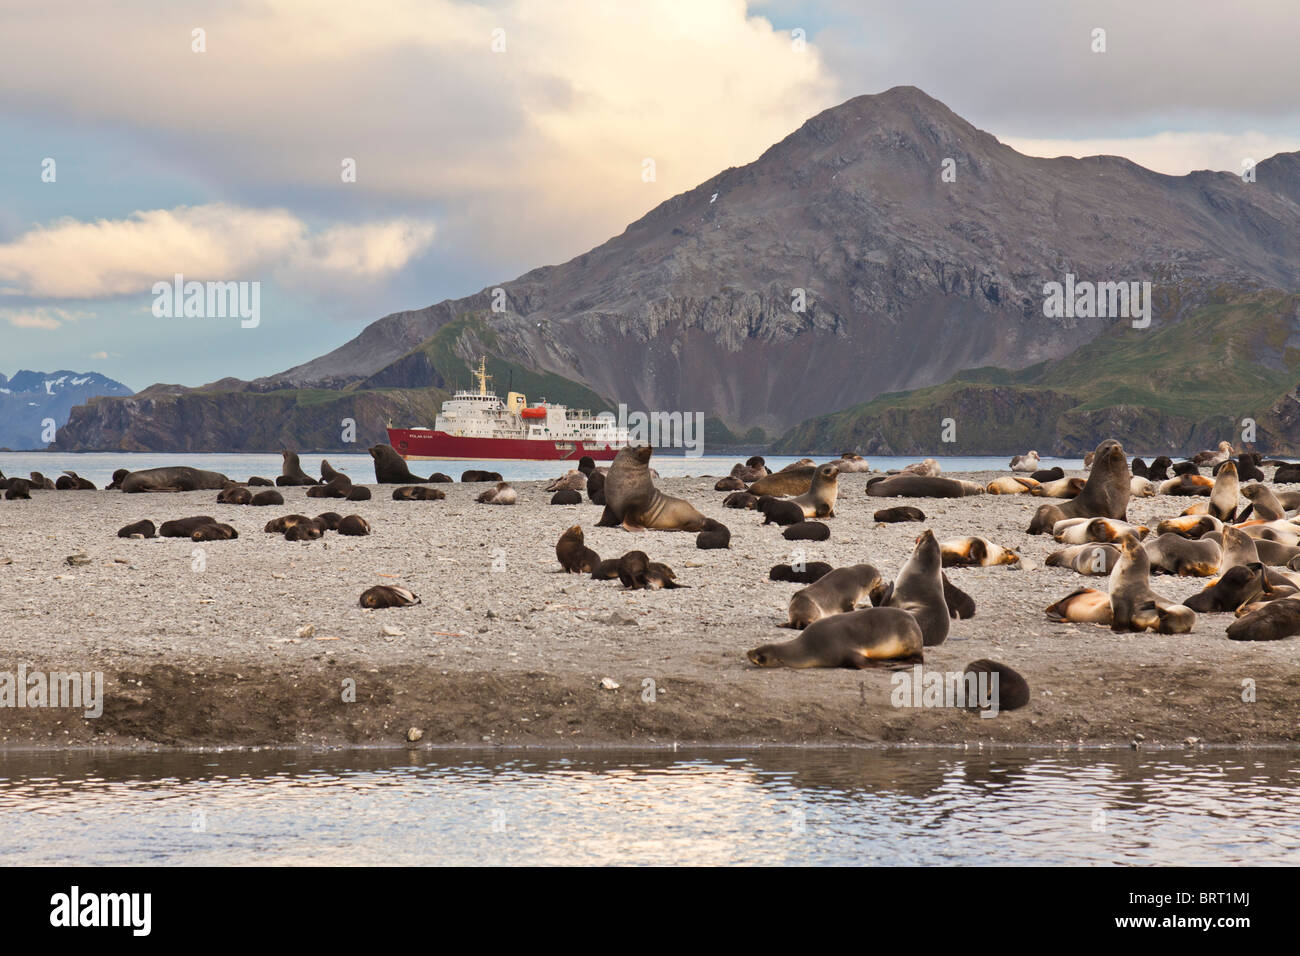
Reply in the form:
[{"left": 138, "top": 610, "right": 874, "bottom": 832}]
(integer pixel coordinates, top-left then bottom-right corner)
[{"left": 0, "top": 370, "right": 133, "bottom": 450}]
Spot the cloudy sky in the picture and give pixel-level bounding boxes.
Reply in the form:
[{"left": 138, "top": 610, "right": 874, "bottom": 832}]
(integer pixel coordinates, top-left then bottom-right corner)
[{"left": 2, "top": 0, "right": 1297, "bottom": 391}]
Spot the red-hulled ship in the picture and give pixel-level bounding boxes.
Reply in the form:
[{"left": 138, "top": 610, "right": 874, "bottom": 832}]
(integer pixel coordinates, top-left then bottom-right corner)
[{"left": 386, "top": 358, "right": 629, "bottom": 461}]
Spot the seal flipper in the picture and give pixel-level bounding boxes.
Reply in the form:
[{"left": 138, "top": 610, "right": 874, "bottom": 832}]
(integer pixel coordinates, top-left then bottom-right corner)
[
  {"left": 941, "top": 573, "right": 976, "bottom": 619},
  {"left": 596, "top": 506, "right": 620, "bottom": 527}
]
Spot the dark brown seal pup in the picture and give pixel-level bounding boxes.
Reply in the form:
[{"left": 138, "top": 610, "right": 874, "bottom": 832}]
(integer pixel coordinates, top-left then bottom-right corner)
[
  {"left": 461, "top": 469, "right": 503, "bottom": 483},
  {"left": 866, "top": 475, "right": 983, "bottom": 498},
  {"left": 4, "top": 479, "right": 31, "bottom": 500},
  {"left": 191, "top": 522, "right": 238, "bottom": 541},
  {"left": 1145, "top": 456, "right": 1173, "bottom": 481},
  {"left": 337, "top": 514, "right": 371, "bottom": 536},
  {"left": 962, "top": 660, "right": 1030, "bottom": 712},
  {"left": 1130, "top": 458, "right": 1148, "bottom": 478},
  {"left": 551, "top": 489, "right": 583, "bottom": 505},
  {"left": 1227, "top": 598, "right": 1300, "bottom": 641},
  {"left": 747, "top": 607, "right": 924, "bottom": 669},
  {"left": 942, "top": 575, "right": 976, "bottom": 619},
  {"left": 783, "top": 521, "right": 829, "bottom": 541},
  {"left": 263, "top": 514, "right": 314, "bottom": 533},
  {"left": 872, "top": 530, "right": 950, "bottom": 646},
  {"left": 600, "top": 446, "right": 706, "bottom": 532},
  {"left": 393, "top": 486, "right": 445, "bottom": 501},
  {"left": 285, "top": 522, "right": 323, "bottom": 541},
  {"left": 696, "top": 518, "right": 731, "bottom": 550},
  {"left": 307, "top": 477, "right": 351, "bottom": 499},
  {"left": 56, "top": 471, "right": 96, "bottom": 490},
  {"left": 1274, "top": 463, "right": 1300, "bottom": 483},
  {"left": 873, "top": 506, "right": 926, "bottom": 523},
  {"left": 783, "top": 564, "right": 883, "bottom": 629},
  {"left": 315, "top": 512, "right": 344, "bottom": 531},
  {"left": 586, "top": 470, "right": 606, "bottom": 505},
  {"left": 1027, "top": 438, "right": 1130, "bottom": 534},
  {"left": 714, "top": 476, "right": 746, "bottom": 491},
  {"left": 159, "top": 516, "right": 218, "bottom": 537},
  {"left": 28, "top": 472, "right": 55, "bottom": 490},
  {"left": 217, "top": 485, "right": 253, "bottom": 505},
  {"left": 347, "top": 486, "right": 371, "bottom": 501},
  {"left": 276, "top": 450, "right": 319, "bottom": 486},
  {"left": 1030, "top": 466, "right": 1065, "bottom": 483},
  {"left": 359, "top": 585, "right": 421, "bottom": 608},
  {"left": 250, "top": 490, "right": 284, "bottom": 506},
  {"left": 369, "top": 444, "right": 432, "bottom": 484},
  {"left": 429, "top": 472, "right": 453, "bottom": 483},
  {"left": 723, "top": 491, "right": 759, "bottom": 510},
  {"left": 120, "top": 466, "right": 230, "bottom": 493},
  {"left": 117, "top": 519, "right": 156, "bottom": 538},
  {"left": 577, "top": 456, "right": 597, "bottom": 476},
  {"left": 319, "top": 459, "right": 347, "bottom": 484},
  {"left": 556, "top": 525, "right": 601, "bottom": 573},
  {"left": 247, "top": 476, "right": 274, "bottom": 486},
  {"left": 1184, "top": 563, "right": 1268, "bottom": 613},
  {"left": 590, "top": 558, "right": 621, "bottom": 580},
  {"left": 616, "top": 551, "right": 682, "bottom": 590},
  {"left": 769, "top": 562, "right": 833, "bottom": 584},
  {"left": 106, "top": 468, "right": 131, "bottom": 490},
  {"left": 730, "top": 456, "right": 768, "bottom": 482},
  {"left": 758, "top": 496, "right": 805, "bottom": 526}
]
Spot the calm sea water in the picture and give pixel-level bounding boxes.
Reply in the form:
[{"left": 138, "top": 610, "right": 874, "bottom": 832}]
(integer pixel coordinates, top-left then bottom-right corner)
[
  {"left": 0, "top": 453, "right": 1085, "bottom": 489},
  {"left": 1, "top": 748, "right": 1296, "bottom": 865}
]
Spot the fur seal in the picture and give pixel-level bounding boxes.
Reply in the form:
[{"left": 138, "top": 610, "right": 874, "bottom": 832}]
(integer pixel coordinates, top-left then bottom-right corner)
[
  {"left": 747, "top": 606, "right": 924, "bottom": 669},
  {"left": 714, "top": 476, "right": 746, "bottom": 491},
  {"left": 872, "top": 530, "right": 951, "bottom": 646},
  {"left": 600, "top": 446, "right": 706, "bottom": 532},
  {"left": 285, "top": 522, "right": 323, "bottom": 541},
  {"left": 769, "top": 562, "right": 833, "bottom": 584},
  {"left": 264, "top": 514, "right": 309, "bottom": 533},
  {"left": 616, "top": 551, "right": 682, "bottom": 590},
  {"left": 315, "top": 512, "right": 343, "bottom": 531},
  {"left": 942, "top": 574, "right": 977, "bottom": 619},
  {"left": 1205, "top": 460, "right": 1240, "bottom": 520},
  {"left": 369, "top": 444, "right": 433, "bottom": 484},
  {"left": 1130, "top": 476, "right": 1156, "bottom": 498},
  {"left": 1108, "top": 535, "right": 1196, "bottom": 633},
  {"left": 1130, "top": 458, "right": 1148, "bottom": 478},
  {"left": 962, "top": 660, "right": 1031, "bottom": 712},
  {"left": 1274, "top": 463, "right": 1300, "bottom": 484},
  {"left": 783, "top": 521, "right": 829, "bottom": 541},
  {"left": 577, "top": 456, "right": 597, "bottom": 475},
  {"left": 1045, "top": 543, "right": 1119, "bottom": 575},
  {"left": 557, "top": 526, "right": 601, "bottom": 572},
  {"left": 337, "top": 514, "right": 371, "bottom": 536},
  {"left": 191, "top": 522, "right": 238, "bottom": 541},
  {"left": 1248, "top": 538, "right": 1300, "bottom": 566},
  {"left": 1145, "top": 456, "right": 1173, "bottom": 480},
  {"left": 1031, "top": 477, "right": 1086, "bottom": 499},
  {"left": 696, "top": 518, "right": 731, "bottom": 550},
  {"left": 590, "top": 558, "right": 621, "bottom": 580},
  {"left": 1171, "top": 461, "right": 1202, "bottom": 477},
  {"left": 1242, "top": 483, "right": 1287, "bottom": 520},
  {"left": 347, "top": 486, "right": 371, "bottom": 501},
  {"left": 586, "top": 470, "right": 606, "bottom": 505},
  {"left": 120, "top": 467, "right": 231, "bottom": 493},
  {"left": 1183, "top": 563, "right": 1268, "bottom": 613},
  {"left": 217, "top": 485, "right": 253, "bottom": 505},
  {"left": 939, "top": 537, "right": 1020, "bottom": 567},
  {"left": 1030, "top": 466, "right": 1065, "bottom": 482},
  {"left": 873, "top": 506, "right": 926, "bottom": 523},
  {"left": 789, "top": 464, "right": 838, "bottom": 518},
  {"left": 117, "top": 519, "right": 157, "bottom": 538},
  {"left": 159, "top": 516, "right": 217, "bottom": 537},
  {"left": 747, "top": 466, "right": 816, "bottom": 497},
  {"left": 393, "top": 486, "right": 445, "bottom": 501},
  {"left": 730, "top": 456, "right": 768, "bottom": 482},
  {"left": 276, "top": 450, "right": 319, "bottom": 486},
  {"left": 428, "top": 472, "right": 453, "bottom": 483},
  {"left": 723, "top": 491, "right": 759, "bottom": 510},
  {"left": 551, "top": 489, "right": 583, "bottom": 505},
  {"left": 1225, "top": 454, "right": 1265, "bottom": 482},
  {"left": 55, "top": 471, "right": 96, "bottom": 490},
  {"left": 250, "top": 490, "right": 284, "bottom": 506},
  {"left": 1219, "top": 524, "right": 1261, "bottom": 570},
  {"left": 1053, "top": 517, "right": 1149, "bottom": 544},
  {"left": 1045, "top": 587, "right": 1113, "bottom": 624},
  {"left": 476, "top": 482, "right": 517, "bottom": 504},
  {"left": 4, "top": 479, "right": 32, "bottom": 500},
  {"left": 359, "top": 585, "right": 420, "bottom": 608},
  {"left": 1227, "top": 598, "right": 1300, "bottom": 641},
  {"left": 866, "top": 476, "right": 983, "bottom": 498},
  {"left": 1156, "top": 515, "right": 1222, "bottom": 539},
  {"left": 1027, "top": 439, "right": 1129, "bottom": 534},
  {"left": 307, "top": 477, "right": 351, "bottom": 499},
  {"left": 546, "top": 471, "right": 586, "bottom": 493},
  {"left": 320, "top": 459, "right": 348, "bottom": 484},
  {"left": 1142, "top": 534, "right": 1222, "bottom": 576},
  {"left": 757, "top": 496, "right": 805, "bottom": 526},
  {"left": 986, "top": 476, "right": 1037, "bottom": 495},
  {"left": 28, "top": 472, "right": 55, "bottom": 490},
  {"left": 461, "top": 469, "right": 503, "bottom": 483},
  {"left": 106, "top": 468, "right": 131, "bottom": 490},
  {"left": 247, "top": 476, "right": 274, "bottom": 486},
  {"left": 1009, "top": 451, "right": 1040, "bottom": 472},
  {"left": 783, "top": 564, "right": 882, "bottom": 629}
]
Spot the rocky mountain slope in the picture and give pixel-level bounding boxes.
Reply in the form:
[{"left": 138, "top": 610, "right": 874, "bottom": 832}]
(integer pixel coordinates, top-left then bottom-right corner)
[{"left": 0, "top": 370, "right": 131, "bottom": 450}]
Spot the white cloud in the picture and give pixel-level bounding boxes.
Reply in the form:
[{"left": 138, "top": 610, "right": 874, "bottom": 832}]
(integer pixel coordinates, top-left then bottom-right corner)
[
  {"left": 0, "top": 204, "right": 436, "bottom": 300},
  {"left": 2, "top": 307, "right": 89, "bottom": 330}
]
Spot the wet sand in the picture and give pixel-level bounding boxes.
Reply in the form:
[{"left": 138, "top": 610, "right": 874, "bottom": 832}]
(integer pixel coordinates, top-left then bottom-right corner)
[{"left": 1, "top": 471, "right": 1297, "bottom": 749}]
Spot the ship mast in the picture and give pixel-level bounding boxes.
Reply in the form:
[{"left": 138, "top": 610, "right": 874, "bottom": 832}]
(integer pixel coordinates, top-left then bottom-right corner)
[{"left": 473, "top": 356, "right": 492, "bottom": 396}]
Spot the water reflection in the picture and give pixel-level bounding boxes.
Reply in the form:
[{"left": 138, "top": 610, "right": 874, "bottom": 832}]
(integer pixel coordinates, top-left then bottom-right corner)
[{"left": 0, "top": 749, "right": 1296, "bottom": 865}]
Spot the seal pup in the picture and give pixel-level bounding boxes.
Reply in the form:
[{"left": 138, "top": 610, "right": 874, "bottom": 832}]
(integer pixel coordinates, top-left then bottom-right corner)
[
  {"left": 1031, "top": 466, "right": 1065, "bottom": 483},
  {"left": 117, "top": 519, "right": 157, "bottom": 538},
  {"left": 616, "top": 551, "right": 682, "bottom": 590},
  {"left": 1027, "top": 439, "right": 1130, "bottom": 534},
  {"left": 1108, "top": 535, "right": 1196, "bottom": 633},
  {"left": 1130, "top": 476, "right": 1156, "bottom": 498},
  {"left": 217, "top": 485, "right": 253, "bottom": 505},
  {"left": 1045, "top": 543, "right": 1119, "bottom": 575},
  {"left": 696, "top": 518, "right": 731, "bottom": 550},
  {"left": 319, "top": 460, "right": 348, "bottom": 484},
  {"left": 1155, "top": 515, "right": 1222, "bottom": 539},
  {"left": 1274, "top": 463, "right": 1300, "bottom": 484},
  {"left": 1142, "top": 534, "right": 1222, "bottom": 576},
  {"left": 1052, "top": 517, "right": 1149, "bottom": 544},
  {"left": 359, "top": 585, "right": 420, "bottom": 608},
  {"left": 159, "top": 516, "right": 218, "bottom": 537},
  {"left": 277, "top": 450, "right": 319, "bottom": 486},
  {"left": 747, "top": 607, "right": 924, "bottom": 669},
  {"left": 461, "top": 470, "right": 503, "bottom": 483},
  {"left": 1145, "top": 456, "right": 1173, "bottom": 481},
  {"left": 4, "top": 479, "right": 31, "bottom": 500},
  {"left": 307, "top": 476, "right": 352, "bottom": 499},
  {"left": 556, "top": 525, "right": 601, "bottom": 572},
  {"left": 120, "top": 467, "right": 230, "bottom": 493},
  {"left": 939, "top": 537, "right": 1020, "bottom": 567},
  {"left": 586, "top": 470, "right": 606, "bottom": 505},
  {"left": 1130, "top": 458, "right": 1149, "bottom": 478},
  {"left": 829, "top": 452, "right": 872, "bottom": 473},
  {"left": 1171, "top": 461, "right": 1202, "bottom": 477},
  {"left": 962, "top": 660, "right": 1031, "bottom": 712},
  {"left": 476, "top": 482, "right": 517, "bottom": 504},
  {"left": 589, "top": 558, "right": 621, "bottom": 580},
  {"left": 336, "top": 514, "right": 371, "bottom": 536},
  {"left": 315, "top": 512, "right": 344, "bottom": 531},
  {"left": 248, "top": 476, "right": 274, "bottom": 486},
  {"left": 789, "top": 464, "right": 838, "bottom": 518},
  {"left": 250, "top": 490, "right": 284, "bottom": 506},
  {"left": 285, "top": 522, "right": 323, "bottom": 541},
  {"left": 1218, "top": 524, "right": 1261, "bottom": 570},
  {"left": 714, "top": 476, "right": 746, "bottom": 492},
  {"left": 56, "top": 471, "right": 96, "bottom": 490},
  {"left": 730, "top": 456, "right": 768, "bottom": 482},
  {"left": 872, "top": 530, "right": 951, "bottom": 646},
  {"left": 1242, "top": 484, "right": 1287, "bottom": 521},
  {"left": 1183, "top": 564, "right": 1268, "bottom": 613},
  {"left": 769, "top": 562, "right": 833, "bottom": 584},
  {"left": 577, "top": 456, "right": 597, "bottom": 476},
  {"left": 723, "top": 491, "right": 759, "bottom": 510},
  {"left": 551, "top": 489, "right": 582, "bottom": 505},
  {"left": 106, "top": 468, "right": 131, "bottom": 490},
  {"left": 28, "top": 472, "right": 55, "bottom": 490},
  {"left": 600, "top": 446, "right": 706, "bottom": 532},
  {"left": 263, "top": 514, "right": 317, "bottom": 533},
  {"left": 393, "top": 486, "right": 445, "bottom": 501},
  {"left": 873, "top": 506, "right": 926, "bottom": 523},
  {"left": 191, "top": 522, "right": 238, "bottom": 541},
  {"left": 783, "top": 521, "right": 829, "bottom": 541},
  {"left": 757, "top": 496, "right": 805, "bottom": 526},
  {"left": 782, "top": 564, "right": 883, "bottom": 629},
  {"left": 1226, "top": 454, "right": 1265, "bottom": 482},
  {"left": 369, "top": 444, "right": 433, "bottom": 484},
  {"left": 1009, "top": 450, "right": 1040, "bottom": 473},
  {"left": 942, "top": 575, "right": 977, "bottom": 619},
  {"left": 1227, "top": 598, "right": 1300, "bottom": 641},
  {"left": 347, "top": 486, "right": 371, "bottom": 501},
  {"left": 866, "top": 476, "right": 983, "bottom": 498},
  {"left": 1045, "top": 587, "right": 1113, "bottom": 624}
]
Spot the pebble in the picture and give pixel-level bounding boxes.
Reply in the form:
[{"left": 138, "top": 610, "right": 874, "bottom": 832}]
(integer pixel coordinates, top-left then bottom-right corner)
[{"left": 600, "top": 677, "right": 620, "bottom": 690}]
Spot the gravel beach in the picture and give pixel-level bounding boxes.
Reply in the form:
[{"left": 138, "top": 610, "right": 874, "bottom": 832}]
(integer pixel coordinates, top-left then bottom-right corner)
[{"left": 1, "top": 469, "right": 1297, "bottom": 750}]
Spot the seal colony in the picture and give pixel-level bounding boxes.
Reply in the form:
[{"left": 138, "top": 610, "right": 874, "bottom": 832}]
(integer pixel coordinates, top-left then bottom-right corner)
[{"left": 11, "top": 437, "right": 1300, "bottom": 744}]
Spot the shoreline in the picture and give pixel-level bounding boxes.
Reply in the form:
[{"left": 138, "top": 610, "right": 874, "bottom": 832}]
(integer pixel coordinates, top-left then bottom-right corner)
[{"left": 3, "top": 471, "right": 1299, "bottom": 751}]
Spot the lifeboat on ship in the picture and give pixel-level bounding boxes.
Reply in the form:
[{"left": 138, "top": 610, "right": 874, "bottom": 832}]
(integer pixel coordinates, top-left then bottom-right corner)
[{"left": 520, "top": 406, "right": 547, "bottom": 420}]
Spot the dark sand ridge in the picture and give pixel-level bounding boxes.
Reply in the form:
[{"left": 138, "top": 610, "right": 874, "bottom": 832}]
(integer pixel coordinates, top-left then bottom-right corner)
[{"left": 1, "top": 471, "right": 1297, "bottom": 750}]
